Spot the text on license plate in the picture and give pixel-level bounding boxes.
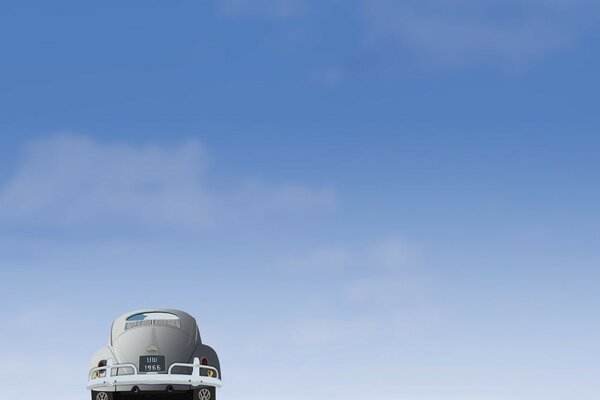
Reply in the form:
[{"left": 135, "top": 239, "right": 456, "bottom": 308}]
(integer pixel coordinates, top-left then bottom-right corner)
[{"left": 140, "top": 355, "right": 166, "bottom": 372}]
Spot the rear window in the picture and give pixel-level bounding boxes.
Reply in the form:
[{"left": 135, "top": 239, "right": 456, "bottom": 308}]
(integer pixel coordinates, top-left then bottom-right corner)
[
  {"left": 127, "top": 312, "right": 179, "bottom": 321},
  {"left": 125, "top": 312, "right": 181, "bottom": 330}
]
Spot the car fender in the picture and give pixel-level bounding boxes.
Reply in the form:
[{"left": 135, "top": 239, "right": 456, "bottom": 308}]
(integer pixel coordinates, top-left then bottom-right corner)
[
  {"left": 90, "top": 347, "right": 117, "bottom": 370},
  {"left": 192, "top": 343, "right": 221, "bottom": 379}
]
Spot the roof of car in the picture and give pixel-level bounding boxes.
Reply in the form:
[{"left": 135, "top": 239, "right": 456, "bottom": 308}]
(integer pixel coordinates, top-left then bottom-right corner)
[{"left": 110, "top": 308, "right": 201, "bottom": 344}]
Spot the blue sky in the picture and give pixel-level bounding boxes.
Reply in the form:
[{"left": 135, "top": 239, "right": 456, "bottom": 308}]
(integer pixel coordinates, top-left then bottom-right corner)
[{"left": 1, "top": 1, "right": 600, "bottom": 400}]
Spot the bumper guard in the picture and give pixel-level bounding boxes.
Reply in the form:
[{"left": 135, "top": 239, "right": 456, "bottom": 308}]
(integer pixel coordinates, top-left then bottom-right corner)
[{"left": 87, "top": 357, "right": 221, "bottom": 391}]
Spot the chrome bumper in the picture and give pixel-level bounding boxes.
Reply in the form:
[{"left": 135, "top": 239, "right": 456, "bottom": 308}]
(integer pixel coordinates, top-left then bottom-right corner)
[{"left": 87, "top": 357, "right": 221, "bottom": 391}]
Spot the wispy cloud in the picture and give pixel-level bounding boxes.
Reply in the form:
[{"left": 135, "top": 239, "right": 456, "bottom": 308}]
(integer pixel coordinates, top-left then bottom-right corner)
[
  {"left": 213, "top": 0, "right": 598, "bottom": 70},
  {"left": 282, "top": 236, "right": 421, "bottom": 275},
  {"left": 213, "top": 236, "right": 439, "bottom": 399},
  {"left": 0, "top": 134, "right": 335, "bottom": 233},
  {"left": 362, "top": 0, "right": 598, "bottom": 68},
  {"left": 279, "top": 236, "right": 432, "bottom": 346}
]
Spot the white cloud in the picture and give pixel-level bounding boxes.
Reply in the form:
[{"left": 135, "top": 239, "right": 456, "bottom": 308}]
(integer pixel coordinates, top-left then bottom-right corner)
[
  {"left": 362, "top": 0, "right": 598, "bottom": 68},
  {"left": 285, "top": 238, "right": 425, "bottom": 312},
  {"left": 227, "top": 180, "right": 335, "bottom": 216},
  {"left": 368, "top": 236, "right": 418, "bottom": 270},
  {"left": 223, "top": 233, "right": 440, "bottom": 400},
  {"left": 283, "top": 236, "right": 421, "bottom": 275},
  {"left": 0, "top": 134, "right": 335, "bottom": 232},
  {"left": 214, "top": 0, "right": 597, "bottom": 70},
  {"left": 278, "top": 237, "right": 433, "bottom": 347}
]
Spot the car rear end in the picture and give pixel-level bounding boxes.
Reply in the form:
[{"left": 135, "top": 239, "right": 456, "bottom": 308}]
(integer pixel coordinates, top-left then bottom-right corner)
[{"left": 88, "top": 309, "right": 221, "bottom": 400}]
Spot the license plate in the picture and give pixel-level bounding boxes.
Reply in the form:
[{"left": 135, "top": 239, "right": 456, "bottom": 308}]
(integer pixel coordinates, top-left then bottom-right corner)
[{"left": 139, "top": 355, "right": 166, "bottom": 373}]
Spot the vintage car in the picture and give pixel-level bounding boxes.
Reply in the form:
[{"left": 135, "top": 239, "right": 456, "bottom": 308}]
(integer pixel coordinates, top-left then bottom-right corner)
[{"left": 87, "top": 309, "right": 222, "bottom": 400}]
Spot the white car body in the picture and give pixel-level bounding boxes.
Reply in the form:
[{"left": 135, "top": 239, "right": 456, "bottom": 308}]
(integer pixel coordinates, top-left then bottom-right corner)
[{"left": 87, "top": 309, "right": 221, "bottom": 400}]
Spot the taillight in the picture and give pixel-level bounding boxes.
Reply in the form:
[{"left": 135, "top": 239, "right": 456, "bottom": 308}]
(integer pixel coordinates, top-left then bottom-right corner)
[
  {"left": 201, "top": 358, "right": 215, "bottom": 377},
  {"left": 98, "top": 360, "right": 107, "bottom": 376}
]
